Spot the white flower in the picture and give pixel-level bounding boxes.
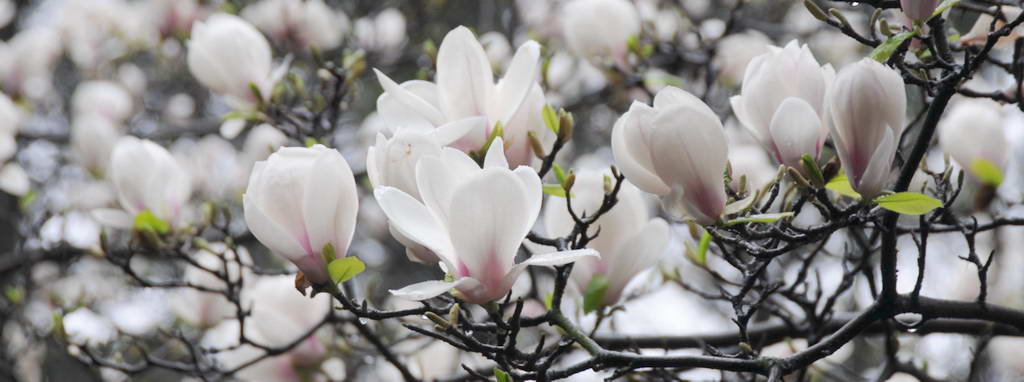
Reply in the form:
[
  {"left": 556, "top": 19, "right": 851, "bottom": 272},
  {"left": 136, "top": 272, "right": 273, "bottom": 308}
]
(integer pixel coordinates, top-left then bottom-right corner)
[
  {"left": 376, "top": 138, "right": 597, "bottom": 304},
  {"left": 71, "top": 114, "right": 122, "bottom": 175},
  {"left": 0, "top": 27, "right": 62, "bottom": 100},
  {"left": 939, "top": 99, "right": 1009, "bottom": 181},
  {"left": 544, "top": 169, "right": 669, "bottom": 306},
  {"left": 0, "top": 162, "right": 28, "bottom": 196},
  {"left": 99, "top": 137, "right": 192, "bottom": 227},
  {"left": 174, "top": 136, "right": 245, "bottom": 201},
  {"left": 713, "top": 31, "right": 772, "bottom": 86},
  {"left": 354, "top": 8, "right": 406, "bottom": 54},
  {"left": 71, "top": 81, "right": 133, "bottom": 123},
  {"left": 243, "top": 145, "right": 359, "bottom": 284},
  {"left": 730, "top": 40, "right": 834, "bottom": 172},
  {"left": 611, "top": 86, "right": 729, "bottom": 225},
  {"left": 374, "top": 26, "right": 554, "bottom": 168},
  {"left": 561, "top": 0, "right": 640, "bottom": 66},
  {"left": 145, "top": 0, "right": 199, "bottom": 38},
  {"left": 242, "top": 0, "right": 350, "bottom": 50},
  {"left": 827, "top": 58, "right": 906, "bottom": 199},
  {"left": 187, "top": 13, "right": 279, "bottom": 109},
  {"left": 63, "top": 308, "right": 117, "bottom": 345}
]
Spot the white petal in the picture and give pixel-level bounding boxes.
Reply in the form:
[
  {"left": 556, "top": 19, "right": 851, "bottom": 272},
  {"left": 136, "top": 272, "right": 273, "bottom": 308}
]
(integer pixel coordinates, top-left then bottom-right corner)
[
  {"left": 389, "top": 277, "right": 480, "bottom": 301},
  {"left": 219, "top": 119, "right": 246, "bottom": 139},
  {"left": 376, "top": 80, "right": 441, "bottom": 130},
  {"left": 768, "top": 97, "right": 821, "bottom": 167},
  {"left": 511, "top": 166, "right": 543, "bottom": 240},
  {"left": 610, "top": 103, "right": 670, "bottom": 195},
  {"left": 649, "top": 105, "right": 728, "bottom": 223},
  {"left": 430, "top": 116, "right": 487, "bottom": 146},
  {"left": 492, "top": 40, "right": 540, "bottom": 125},
  {"left": 243, "top": 193, "right": 308, "bottom": 260},
  {"left": 856, "top": 126, "right": 896, "bottom": 199},
  {"left": 605, "top": 219, "right": 669, "bottom": 299},
  {"left": 374, "top": 187, "right": 455, "bottom": 260},
  {"left": 374, "top": 69, "right": 446, "bottom": 126},
  {"left": 483, "top": 136, "right": 509, "bottom": 169},
  {"left": 302, "top": 149, "right": 354, "bottom": 256},
  {"left": 447, "top": 169, "right": 530, "bottom": 282},
  {"left": 501, "top": 249, "right": 599, "bottom": 296},
  {"left": 435, "top": 26, "right": 494, "bottom": 121},
  {"left": 0, "top": 163, "right": 29, "bottom": 196},
  {"left": 91, "top": 208, "right": 134, "bottom": 229}
]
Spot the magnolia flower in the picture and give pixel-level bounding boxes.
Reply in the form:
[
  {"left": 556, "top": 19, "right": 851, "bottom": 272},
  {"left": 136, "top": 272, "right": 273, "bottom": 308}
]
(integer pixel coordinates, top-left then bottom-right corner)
[
  {"left": 0, "top": 162, "right": 28, "bottom": 196},
  {"left": 713, "top": 31, "right": 772, "bottom": 85},
  {"left": 561, "top": 0, "right": 640, "bottom": 66},
  {"left": 242, "top": 0, "right": 350, "bottom": 51},
  {"left": 0, "top": 92, "right": 22, "bottom": 163},
  {"left": 71, "top": 81, "right": 133, "bottom": 123},
  {"left": 374, "top": 26, "right": 555, "bottom": 168},
  {"left": 376, "top": 138, "right": 597, "bottom": 304},
  {"left": 188, "top": 13, "right": 280, "bottom": 109},
  {"left": 175, "top": 136, "right": 245, "bottom": 201},
  {"left": 0, "top": 27, "right": 62, "bottom": 100},
  {"left": 938, "top": 100, "right": 1008, "bottom": 182},
  {"left": 243, "top": 145, "right": 358, "bottom": 284},
  {"left": 95, "top": 137, "right": 191, "bottom": 228},
  {"left": 827, "top": 59, "right": 906, "bottom": 199},
  {"left": 731, "top": 41, "right": 834, "bottom": 172},
  {"left": 146, "top": 0, "right": 199, "bottom": 38},
  {"left": 901, "top": 0, "right": 939, "bottom": 20},
  {"left": 71, "top": 114, "right": 121, "bottom": 175},
  {"left": 354, "top": 8, "right": 407, "bottom": 55},
  {"left": 545, "top": 170, "right": 669, "bottom": 306},
  {"left": 611, "top": 86, "right": 729, "bottom": 225}
]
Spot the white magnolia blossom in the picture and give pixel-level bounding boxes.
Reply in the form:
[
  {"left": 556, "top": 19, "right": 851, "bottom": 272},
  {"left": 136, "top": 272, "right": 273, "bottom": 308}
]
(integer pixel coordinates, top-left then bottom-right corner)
[
  {"left": 0, "top": 92, "right": 22, "bottom": 162},
  {"left": 612, "top": 86, "right": 729, "bottom": 225},
  {"left": 0, "top": 162, "right": 28, "bottom": 196},
  {"left": 374, "top": 26, "right": 555, "bottom": 168},
  {"left": 63, "top": 308, "right": 117, "bottom": 345},
  {"left": 827, "top": 58, "right": 906, "bottom": 199},
  {"left": 71, "top": 114, "right": 122, "bottom": 175},
  {"left": 242, "top": 0, "right": 350, "bottom": 50},
  {"left": 376, "top": 138, "right": 597, "bottom": 304},
  {"left": 545, "top": 169, "right": 669, "bottom": 306},
  {"left": 95, "top": 137, "right": 192, "bottom": 228},
  {"left": 175, "top": 136, "right": 245, "bottom": 201},
  {"left": 479, "top": 31, "right": 513, "bottom": 70},
  {"left": 243, "top": 145, "right": 359, "bottom": 284},
  {"left": 713, "top": 31, "right": 772, "bottom": 85},
  {"left": 0, "top": 27, "right": 63, "bottom": 100},
  {"left": 939, "top": 99, "right": 1009, "bottom": 180},
  {"left": 71, "top": 81, "right": 133, "bottom": 123},
  {"left": 145, "top": 0, "right": 199, "bottom": 38},
  {"left": 354, "top": 8, "right": 406, "bottom": 55},
  {"left": 243, "top": 124, "right": 290, "bottom": 163},
  {"left": 731, "top": 40, "right": 834, "bottom": 171},
  {"left": 901, "top": 0, "right": 939, "bottom": 20},
  {"left": 561, "top": 0, "right": 641, "bottom": 66},
  {"left": 188, "top": 13, "right": 280, "bottom": 109}
]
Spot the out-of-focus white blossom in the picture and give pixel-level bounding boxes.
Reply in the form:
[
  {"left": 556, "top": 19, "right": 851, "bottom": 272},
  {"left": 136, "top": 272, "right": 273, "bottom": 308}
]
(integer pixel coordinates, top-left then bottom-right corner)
[
  {"left": 170, "top": 244, "right": 252, "bottom": 328},
  {"left": 561, "top": 0, "right": 640, "bottom": 67},
  {"left": 377, "top": 138, "right": 597, "bottom": 304},
  {"left": 187, "top": 13, "right": 280, "bottom": 109},
  {"left": 545, "top": 169, "right": 669, "bottom": 306},
  {"left": 827, "top": 58, "right": 907, "bottom": 199},
  {"left": 145, "top": 0, "right": 199, "bottom": 38},
  {"left": 612, "top": 86, "right": 729, "bottom": 225},
  {"left": 0, "top": 162, "right": 28, "bottom": 196},
  {"left": 243, "top": 0, "right": 350, "bottom": 51},
  {"left": 0, "top": 27, "right": 63, "bottom": 100},
  {"left": 175, "top": 136, "right": 245, "bottom": 201},
  {"left": 939, "top": 99, "right": 1009, "bottom": 182},
  {"left": 71, "top": 81, "right": 133, "bottom": 123},
  {"left": 243, "top": 124, "right": 289, "bottom": 164},
  {"left": 731, "top": 40, "right": 834, "bottom": 172},
  {"left": 98, "top": 136, "right": 192, "bottom": 227},
  {"left": 243, "top": 145, "right": 358, "bottom": 284},
  {"left": 63, "top": 308, "right": 117, "bottom": 345},
  {"left": 354, "top": 8, "right": 406, "bottom": 56},
  {"left": 71, "top": 114, "right": 122, "bottom": 176},
  {"left": 713, "top": 30, "right": 772, "bottom": 86},
  {"left": 0, "top": 92, "right": 22, "bottom": 162}
]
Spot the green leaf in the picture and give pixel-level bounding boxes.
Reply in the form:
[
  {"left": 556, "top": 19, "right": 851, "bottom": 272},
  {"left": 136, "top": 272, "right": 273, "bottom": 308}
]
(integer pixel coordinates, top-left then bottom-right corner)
[
  {"left": 583, "top": 274, "right": 610, "bottom": 314},
  {"left": 826, "top": 173, "right": 862, "bottom": 199},
  {"left": 801, "top": 154, "right": 826, "bottom": 186},
  {"left": 552, "top": 164, "right": 567, "bottom": 185},
  {"left": 970, "top": 159, "right": 1003, "bottom": 186},
  {"left": 542, "top": 184, "right": 569, "bottom": 197},
  {"left": 930, "top": 0, "right": 960, "bottom": 20},
  {"left": 494, "top": 368, "right": 511, "bottom": 382},
  {"left": 327, "top": 256, "right": 366, "bottom": 284},
  {"left": 875, "top": 192, "right": 943, "bottom": 215},
  {"left": 870, "top": 31, "right": 917, "bottom": 62},
  {"left": 542, "top": 105, "right": 560, "bottom": 134},
  {"left": 723, "top": 212, "right": 795, "bottom": 226},
  {"left": 304, "top": 137, "right": 320, "bottom": 147},
  {"left": 696, "top": 231, "right": 712, "bottom": 266},
  {"left": 543, "top": 292, "right": 554, "bottom": 311},
  {"left": 481, "top": 122, "right": 504, "bottom": 154},
  {"left": 134, "top": 210, "right": 170, "bottom": 235}
]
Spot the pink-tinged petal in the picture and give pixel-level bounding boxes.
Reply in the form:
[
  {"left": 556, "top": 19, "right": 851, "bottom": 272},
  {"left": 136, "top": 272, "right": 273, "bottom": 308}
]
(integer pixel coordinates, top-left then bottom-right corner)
[
  {"left": 389, "top": 277, "right": 480, "bottom": 301},
  {"left": 376, "top": 79, "right": 441, "bottom": 130},
  {"left": 430, "top": 116, "right": 487, "bottom": 146},
  {"left": 374, "top": 187, "right": 455, "bottom": 262},
  {"left": 653, "top": 86, "right": 714, "bottom": 119},
  {"left": 91, "top": 208, "right": 134, "bottom": 229},
  {"left": 415, "top": 156, "right": 459, "bottom": 224},
  {"left": 448, "top": 169, "right": 531, "bottom": 290},
  {"left": 768, "top": 97, "right": 822, "bottom": 168},
  {"left": 483, "top": 136, "right": 509, "bottom": 169},
  {"left": 491, "top": 40, "right": 541, "bottom": 125},
  {"left": 856, "top": 127, "right": 896, "bottom": 199},
  {"left": 500, "top": 249, "right": 599, "bottom": 300},
  {"left": 730, "top": 95, "right": 763, "bottom": 143},
  {"left": 292, "top": 253, "right": 329, "bottom": 284},
  {"left": 329, "top": 151, "right": 359, "bottom": 257},
  {"left": 243, "top": 193, "right": 307, "bottom": 260},
  {"left": 435, "top": 26, "right": 494, "bottom": 121},
  {"left": 511, "top": 166, "right": 543, "bottom": 240},
  {"left": 374, "top": 69, "right": 446, "bottom": 126},
  {"left": 649, "top": 105, "right": 728, "bottom": 223},
  {"left": 389, "top": 224, "right": 441, "bottom": 264},
  {"left": 611, "top": 102, "right": 670, "bottom": 195},
  {"left": 603, "top": 218, "right": 669, "bottom": 304}
]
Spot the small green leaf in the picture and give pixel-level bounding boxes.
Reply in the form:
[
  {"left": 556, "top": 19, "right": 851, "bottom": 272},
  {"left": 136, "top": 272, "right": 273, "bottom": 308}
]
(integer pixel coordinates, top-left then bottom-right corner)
[
  {"left": 826, "top": 173, "right": 862, "bottom": 199},
  {"left": 321, "top": 243, "right": 337, "bottom": 264},
  {"left": 543, "top": 292, "right": 554, "bottom": 310},
  {"left": 304, "top": 137, "right": 320, "bottom": 147},
  {"left": 480, "top": 122, "right": 504, "bottom": 154},
  {"left": 327, "top": 257, "right": 366, "bottom": 284},
  {"left": 583, "top": 274, "right": 610, "bottom": 314},
  {"left": 494, "top": 368, "right": 511, "bottom": 382},
  {"left": 552, "top": 164, "right": 567, "bottom": 185},
  {"left": 930, "top": 0, "right": 960, "bottom": 20},
  {"left": 542, "top": 184, "right": 569, "bottom": 197},
  {"left": 870, "top": 31, "right": 917, "bottom": 62},
  {"left": 970, "top": 159, "right": 1003, "bottom": 186},
  {"left": 801, "top": 154, "right": 826, "bottom": 186},
  {"left": 696, "top": 231, "right": 712, "bottom": 266},
  {"left": 52, "top": 311, "right": 65, "bottom": 340},
  {"left": 18, "top": 191, "right": 37, "bottom": 211},
  {"left": 723, "top": 212, "right": 795, "bottom": 226},
  {"left": 134, "top": 210, "right": 170, "bottom": 235},
  {"left": 4, "top": 287, "right": 23, "bottom": 304},
  {"left": 542, "top": 104, "right": 560, "bottom": 134},
  {"left": 875, "top": 192, "right": 943, "bottom": 215}
]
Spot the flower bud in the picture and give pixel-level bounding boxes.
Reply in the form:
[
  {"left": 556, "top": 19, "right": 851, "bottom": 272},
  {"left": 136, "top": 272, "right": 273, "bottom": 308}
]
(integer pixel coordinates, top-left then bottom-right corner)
[
  {"left": 187, "top": 13, "right": 277, "bottom": 109},
  {"left": 243, "top": 145, "right": 359, "bottom": 284},
  {"left": 108, "top": 137, "right": 192, "bottom": 225},
  {"left": 900, "top": 0, "right": 939, "bottom": 21},
  {"left": 938, "top": 99, "right": 1008, "bottom": 183},
  {"left": 827, "top": 59, "right": 906, "bottom": 199},
  {"left": 612, "top": 86, "right": 729, "bottom": 225},
  {"left": 242, "top": 0, "right": 350, "bottom": 51}
]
